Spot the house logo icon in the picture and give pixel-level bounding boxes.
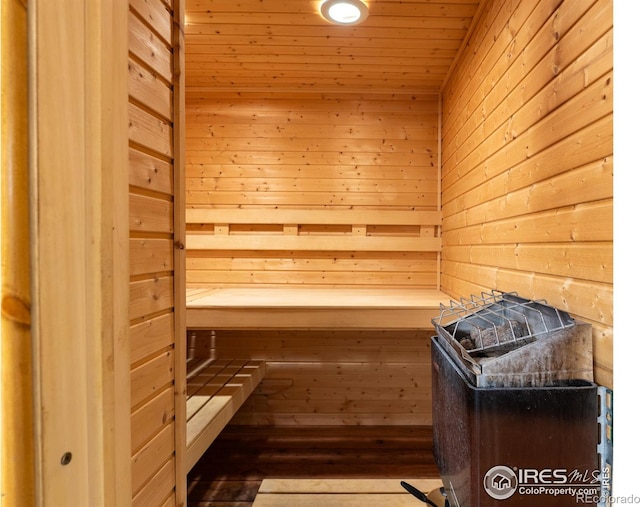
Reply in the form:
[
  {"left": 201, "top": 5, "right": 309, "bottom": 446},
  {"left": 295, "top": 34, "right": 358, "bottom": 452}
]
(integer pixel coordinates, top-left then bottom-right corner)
[{"left": 484, "top": 465, "right": 518, "bottom": 500}]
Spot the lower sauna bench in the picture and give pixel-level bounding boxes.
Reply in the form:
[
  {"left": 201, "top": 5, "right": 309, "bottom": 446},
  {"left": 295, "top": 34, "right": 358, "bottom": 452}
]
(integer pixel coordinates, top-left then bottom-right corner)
[{"left": 186, "top": 358, "right": 266, "bottom": 472}]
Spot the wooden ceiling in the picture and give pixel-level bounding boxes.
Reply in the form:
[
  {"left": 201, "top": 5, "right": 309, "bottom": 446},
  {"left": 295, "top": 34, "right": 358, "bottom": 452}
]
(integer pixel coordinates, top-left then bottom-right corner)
[{"left": 184, "top": 0, "right": 482, "bottom": 95}]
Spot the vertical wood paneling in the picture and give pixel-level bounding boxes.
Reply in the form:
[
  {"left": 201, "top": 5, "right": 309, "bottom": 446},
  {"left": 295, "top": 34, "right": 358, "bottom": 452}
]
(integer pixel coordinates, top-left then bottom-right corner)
[
  {"left": 172, "top": 0, "right": 188, "bottom": 499},
  {"left": 1, "top": 0, "right": 35, "bottom": 503},
  {"left": 440, "top": 0, "right": 613, "bottom": 386},
  {"left": 129, "top": 0, "right": 185, "bottom": 504},
  {"left": 30, "top": 1, "right": 131, "bottom": 505},
  {"left": 185, "top": 93, "right": 440, "bottom": 289}
]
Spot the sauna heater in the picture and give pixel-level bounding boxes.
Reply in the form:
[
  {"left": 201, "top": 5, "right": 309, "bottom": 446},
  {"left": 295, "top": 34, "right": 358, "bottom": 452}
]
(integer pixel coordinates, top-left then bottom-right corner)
[{"left": 430, "top": 291, "right": 612, "bottom": 507}]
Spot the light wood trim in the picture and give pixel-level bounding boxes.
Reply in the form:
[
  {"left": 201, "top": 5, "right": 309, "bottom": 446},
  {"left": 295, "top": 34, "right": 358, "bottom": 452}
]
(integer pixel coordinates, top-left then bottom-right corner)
[
  {"left": 172, "top": 0, "right": 187, "bottom": 504},
  {"left": 1, "top": 0, "right": 35, "bottom": 504},
  {"left": 187, "top": 234, "right": 441, "bottom": 252},
  {"left": 30, "top": 1, "right": 131, "bottom": 505},
  {"left": 187, "top": 208, "right": 442, "bottom": 226}
]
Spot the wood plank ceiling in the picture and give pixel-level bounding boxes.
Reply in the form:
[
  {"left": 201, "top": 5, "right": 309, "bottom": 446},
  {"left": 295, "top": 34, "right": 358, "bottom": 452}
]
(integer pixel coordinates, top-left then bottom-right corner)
[{"left": 184, "top": 0, "right": 482, "bottom": 94}]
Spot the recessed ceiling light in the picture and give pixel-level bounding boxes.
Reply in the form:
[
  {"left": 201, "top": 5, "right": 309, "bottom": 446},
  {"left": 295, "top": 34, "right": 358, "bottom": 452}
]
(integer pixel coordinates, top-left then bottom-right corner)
[{"left": 320, "top": 0, "right": 369, "bottom": 25}]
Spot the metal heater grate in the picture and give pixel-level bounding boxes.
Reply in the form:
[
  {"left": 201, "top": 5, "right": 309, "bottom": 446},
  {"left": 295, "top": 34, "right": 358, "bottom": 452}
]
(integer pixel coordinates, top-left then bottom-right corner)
[
  {"left": 432, "top": 290, "right": 592, "bottom": 388},
  {"left": 433, "top": 290, "right": 574, "bottom": 353}
]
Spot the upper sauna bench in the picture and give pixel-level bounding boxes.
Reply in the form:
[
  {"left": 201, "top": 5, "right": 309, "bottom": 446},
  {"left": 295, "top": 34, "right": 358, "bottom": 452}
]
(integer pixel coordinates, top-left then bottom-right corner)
[
  {"left": 186, "top": 287, "right": 450, "bottom": 329},
  {"left": 185, "top": 208, "right": 450, "bottom": 330}
]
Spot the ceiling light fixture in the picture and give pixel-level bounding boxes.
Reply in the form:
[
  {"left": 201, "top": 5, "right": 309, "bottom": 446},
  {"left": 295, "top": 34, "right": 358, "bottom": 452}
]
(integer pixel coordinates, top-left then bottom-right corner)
[{"left": 320, "top": 0, "right": 369, "bottom": 25}]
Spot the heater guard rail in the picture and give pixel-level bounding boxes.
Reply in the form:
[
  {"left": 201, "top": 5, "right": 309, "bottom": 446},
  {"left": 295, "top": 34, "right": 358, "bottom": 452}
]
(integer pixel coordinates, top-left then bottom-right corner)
[{"left": 432, "top": 290, "right": 575, "bottom": 355}]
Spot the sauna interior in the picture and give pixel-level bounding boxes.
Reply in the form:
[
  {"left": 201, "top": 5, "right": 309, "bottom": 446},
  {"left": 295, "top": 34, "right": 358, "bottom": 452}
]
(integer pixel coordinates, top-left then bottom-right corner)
[{"left": 1, "top": 0, "right": 614, "bottom": 505}]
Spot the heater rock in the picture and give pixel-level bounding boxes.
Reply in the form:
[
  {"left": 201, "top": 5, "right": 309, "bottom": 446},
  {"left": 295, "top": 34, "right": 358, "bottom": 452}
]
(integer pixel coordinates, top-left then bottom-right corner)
[{"left": 468, "top": 319, "right": 527, "bottom": 349}]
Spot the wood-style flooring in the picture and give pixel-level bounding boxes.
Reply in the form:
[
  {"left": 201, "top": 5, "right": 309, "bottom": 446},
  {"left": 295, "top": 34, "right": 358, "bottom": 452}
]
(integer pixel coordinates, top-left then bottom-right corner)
[{"left": 187, "top": 425, "right": 438, "bottom": 506}]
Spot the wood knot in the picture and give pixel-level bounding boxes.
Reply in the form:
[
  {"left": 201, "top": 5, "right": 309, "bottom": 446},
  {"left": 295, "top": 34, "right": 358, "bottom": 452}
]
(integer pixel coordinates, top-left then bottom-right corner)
[{"left": 2, "top": 293, "right": 31, "bottom": 326}]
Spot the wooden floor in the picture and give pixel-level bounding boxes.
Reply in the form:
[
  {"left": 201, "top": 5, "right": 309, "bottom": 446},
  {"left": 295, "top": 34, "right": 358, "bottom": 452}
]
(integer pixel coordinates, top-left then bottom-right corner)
[
  {"left": 187, "top": 425, "right": 439, "bottom": 506},
  {"left": 254, "top": 478, "right": 444, "bottom": 506}
]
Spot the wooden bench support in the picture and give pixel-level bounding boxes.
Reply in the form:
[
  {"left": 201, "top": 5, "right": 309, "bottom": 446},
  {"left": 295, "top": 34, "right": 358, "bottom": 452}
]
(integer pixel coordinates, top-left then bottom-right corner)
[{"left": 186, "top": 358, "right": 266, "bottom": 472}]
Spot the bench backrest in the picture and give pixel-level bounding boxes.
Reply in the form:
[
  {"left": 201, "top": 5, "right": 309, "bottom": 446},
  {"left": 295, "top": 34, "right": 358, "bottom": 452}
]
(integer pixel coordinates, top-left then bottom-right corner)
[{"left": 186, "top": 208, "right": 442, "bottom": 288}]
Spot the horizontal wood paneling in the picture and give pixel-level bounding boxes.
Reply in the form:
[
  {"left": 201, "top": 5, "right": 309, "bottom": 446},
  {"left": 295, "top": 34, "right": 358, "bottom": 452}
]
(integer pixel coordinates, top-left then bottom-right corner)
[
  {"left": 130, "top": 238, "right": 174, "bottom": 277},
  {"left": 130, "top": 0, "right": 173, "bottom": 44},
  {"left": 129, "top": 8, "right": 173, "bottom": 83},
  {"left": 440, "top": 0, "right": 613, "bottom": 386},
  {"left": 129, "top": 0, "right": 184, "bottom": 504},
  {"left": 130, "top": 194, "right": 173, "bottom": 234},
  {"left": 131, "top": 350, "right": 175, "bottom": 409},
  {"left": 187, "top": 236, "right": 440, "bottom": 254},
  {"left": 129, "top": 59, "right": 173, "bottom": 121},
  {"left": 131, "top": 386, "right": 175, "bottom": 453},
  {"left": 129, "top": 102, "right": 174, "bottom": 158},
  {"left": 214, "top": 330, "right": 433, "bottom": 426},
  {"left": 186, "top": 93, "right": 441, "bottom": 290},
  {"left": 130, "top": 148, "right": 173, "bottom": 195},
  {"left": 184, "top": 1, "right": 481, "bottom": 93},
  {"left": 186, "top": 191, "right": 437, "bottom": 207},
  {"left": 130, "top": 313, "right": 175, "bottom": 366},
  {"left": 184, "top": 64, "right": 442, "bottom": 426},
  {"left": 132, "top": 423, "right": 175, "bottom": 495},
  {"left": 187, "top": 255, "right": 437, "bottom": 285},
  {"left": 132, "top": 457, "right": 175, "bottom": 507},
  {"left": 129, "top": 276, "right": 174, "bottom": 321},
  {"left": 180, "top": 0, "right": 615, "bottom": 435}
]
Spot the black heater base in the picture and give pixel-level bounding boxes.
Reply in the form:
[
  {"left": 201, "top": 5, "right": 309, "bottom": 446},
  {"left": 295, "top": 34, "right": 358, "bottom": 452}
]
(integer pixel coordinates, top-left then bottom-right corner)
[{"left": 431, "top": 336, "right": 602, "bottom": 507}]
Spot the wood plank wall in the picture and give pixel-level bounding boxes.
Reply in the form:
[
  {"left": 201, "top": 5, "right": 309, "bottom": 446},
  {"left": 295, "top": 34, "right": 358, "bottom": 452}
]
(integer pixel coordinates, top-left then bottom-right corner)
[
  {"left": 440, "top": 0, "right": 613, "bottom": 387},
  {"left": 185, "top": 93, "right": 440, "bottom": 289},
  {"left": 129, "top": 0, "right": 186, "bottom": 505},
  {"left": 184, "top": 93, "right": 440, "bottom": 426},
  {"left": 186, "top": 93, "right": 438, "bottom": 425},
  {"left": 215, "top": 330, "right": 433, "bottom": 426}
]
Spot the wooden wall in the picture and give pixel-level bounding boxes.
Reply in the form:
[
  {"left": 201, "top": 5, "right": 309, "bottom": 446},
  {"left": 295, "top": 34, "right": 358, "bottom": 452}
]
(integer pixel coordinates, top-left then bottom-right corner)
[
  {"left": 128, "top": 0, "right": 186, "bottom": 505},
  {"left": 440, "top": 0, "right": 613, "bottom": 386},
  {"left": 184, "top": 92, "right": 440, "bottom": 426},
  {"left": 216, "top": 329, "right": 433, "bottom": 426},
  {"left": 185, "top": 92, "right": 440, "bottom": 289},
  {"left": 183, "top": 0, "right": 614, "bottom": 428}
]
